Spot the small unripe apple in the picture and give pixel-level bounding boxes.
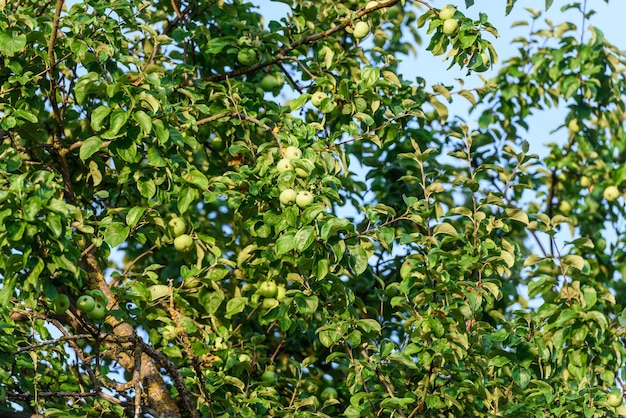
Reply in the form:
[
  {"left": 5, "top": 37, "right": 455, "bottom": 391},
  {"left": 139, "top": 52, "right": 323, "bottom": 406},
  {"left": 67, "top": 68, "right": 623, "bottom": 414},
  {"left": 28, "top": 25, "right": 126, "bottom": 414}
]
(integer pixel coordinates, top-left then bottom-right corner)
[
  {"left": 366, "top": 1, "right": 379, "bottom": 10},
  {"left": 276, "top": 285, "right": 286, "bottom": 301},
  {"left": 580, "top": 176, "right": 591, "bottom": 188},
  {"left": 311, "top": 91, "right": 327, "bottom": 108},
  {"left": 295, "top": 166, "right": 310, "bottom": 178},
  {"left": 481, "top": 52, "right": 491, "bottom": 67},
  {"left": 258, "top": 280, "right": 278, "bottom": 298},
  {"left": 87, "top": 302, "right": 106, "bottom": 321},
  {"left": 276, "top": 158, "right": 294, "bottom": 173},
  {"left": 261, "top": 369, "right": 277, "bottom": 383},
  {"left": 439, "top": 4, "right": 457, "bottom": 20},
  {"left": 284, "top": 146, "right": 302, "bottom": 160},
  {"left": 353, "top": 21, "right": 370, "bottom": 39},
  {"left": 568, "top": 119, "right": 581, "bottom": 133},
  {"left": 296, "top": 191, "right": 314, "bottom": 208},
  {"left": 262, "top": 297, "right": 279, "bottom": 310},
  {"left": 320, "top": 387, "right": 338, "bottom": 401},
  {"left": 603, "top": 185, "right": 620, "bottom": 202},
  {"left": 77, "top": 295, "right": 96, "bottom": 313},
  {"left": 608, "top": 389, "right": 623, "bottom": 407},
  {"left": 279, "top": 188, "right": 297, "bottom": 205},
  {"left": 442, "top": 19, "right": 459, "bottom": 36},
  {"left": 168, "top": 217, "right": 186, "bottom": 237},
  {"left": 237, "top": 48, "right": 257, "bottom": 66},
  {"left": 52, "top": 294, "right": 70, "bottom": 313},
  {"left": 260, "top": 74, "right": 281, "bottom": 91},
  {"left": 174, "top": 234, "right": 194, "bottom": 252},
  {"left": 559, "top": 200, "right": 572, "bottom": 214}
]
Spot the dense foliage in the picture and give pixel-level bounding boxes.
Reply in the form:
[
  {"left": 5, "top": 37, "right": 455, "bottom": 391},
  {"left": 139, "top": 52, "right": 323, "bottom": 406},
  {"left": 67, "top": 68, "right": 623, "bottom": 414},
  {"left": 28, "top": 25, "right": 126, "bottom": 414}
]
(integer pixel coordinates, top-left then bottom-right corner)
[{"left": 1, "top": 0, "right": 625, "bottom": 416}]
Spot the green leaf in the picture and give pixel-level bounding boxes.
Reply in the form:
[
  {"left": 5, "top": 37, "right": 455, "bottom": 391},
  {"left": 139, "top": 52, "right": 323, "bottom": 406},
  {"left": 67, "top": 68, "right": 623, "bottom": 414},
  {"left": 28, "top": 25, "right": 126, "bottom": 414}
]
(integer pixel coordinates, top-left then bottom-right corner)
[
  {"left": 103, "top": 222, "right": 130, "bottom": 248},
  {"left": 133, "top": 110, "right": 152, "bottom": 134},
  {"left": 276, "top": 232, "right": 295, "bottom": 255},
  {"left": 126, "top": 207, "right": 146, "bottom": 228},
  {"left": 348, "top": 244, "right": 369, "bottom": 276},
  {"left": 225, "top": 297, "right": 247, "bottom": 318},
  {"left": 0, "top": 31, "right": 26, "bottom": 54},
  {"left": 79, "top": 136, "right": 102, "bottom": 161},
  {"left": 294, "top": 226, "right": 315, "bottom": 252},
  {"left": 433, "top": 223, "right": 457, "bottom": 237},
  {"left": 90, "top": 105, "right": 110, "bottom": 131},
  {"left": 295, "top": 294, "right": 318, "bottom": 315}
]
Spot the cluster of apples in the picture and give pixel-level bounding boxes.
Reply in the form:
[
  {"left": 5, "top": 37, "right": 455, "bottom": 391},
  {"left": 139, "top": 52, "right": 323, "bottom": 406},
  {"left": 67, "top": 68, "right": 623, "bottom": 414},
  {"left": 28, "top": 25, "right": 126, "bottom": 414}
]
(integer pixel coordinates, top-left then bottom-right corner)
[
  {"left": 169, "top": 216, "right": 194, "bottom": 253},
  {"left": 439, "top": 4, "right": 491, "bottom": 71},
  {"left": 51, "top": 290, "right": 107, "bottom": 321},
  {"left": 276, "top": 146, "right": 315, "bottom": 209},
  {"left": 256, "top": 279, "right": 287, "bottom": 312}
]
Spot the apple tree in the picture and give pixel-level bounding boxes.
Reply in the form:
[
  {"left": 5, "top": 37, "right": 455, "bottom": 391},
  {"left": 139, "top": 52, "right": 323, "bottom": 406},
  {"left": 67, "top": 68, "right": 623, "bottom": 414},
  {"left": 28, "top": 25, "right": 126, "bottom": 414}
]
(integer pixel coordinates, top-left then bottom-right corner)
[{"left": 1, "top": 0, "right": 626, "bottom": 416}]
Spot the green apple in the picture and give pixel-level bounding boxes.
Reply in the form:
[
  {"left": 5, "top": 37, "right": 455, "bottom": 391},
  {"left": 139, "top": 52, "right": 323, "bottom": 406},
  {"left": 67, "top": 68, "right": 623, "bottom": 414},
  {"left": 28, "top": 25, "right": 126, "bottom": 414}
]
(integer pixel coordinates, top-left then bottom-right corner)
[
  {"left": 237, "top": 48, "right": 257, "bottom": 66},
  {"left": 311, "top": 91, "right": 327, "bottom": 108},
  {"left": 261, "top": 369, "right": 277, "bottom": 383},
  {"left": 262, "top": 297, "right": 278, "bottom": 310},
  {"left": 174, "top": 234, "right": 194, "bottom": 252},
  {"left": 276, "top": 158, "right": 294, "bottom": 173},
  {"left": 580, "top": 176, "right": 591, "bottom": 188},
  {"left": 608, "top": 389, "right": 623, "bottom": 407},
  {"left": 296, "top": 191, "right": 314, "bottom": 208},
  {"left": 480, "top": 52, "right": 491, "bottom": 67},
  {"left": 559, "top": 200, "right": 572, "bottom": 214},
  {"left": 258, "top": 280, "right": 278, "bottom": 298},
  {"left": 353, "top": 21, "right": 370, "bottom": 39},
  {"left": 276, "top": 285, "right": 286, "bottom": 301},
  {"left": 568, "top": 119, "right": 581, "bottom": 133},
  {"left": 439, "top": 4, "right": 457, "bottom": 20},
  {"left": 279, "top": 188, "right": 297, "bottom": 205},
  {"left": 260, "top": 74, "right": 280, "bottom": 91},
  {"left": 295, "top": 166, "right": 310, "bottom": 178},
  {"left": 77, "top": 295, "right": 96, "bottom": 313},
  {"left": 320, "top": 387, "right": 338, "bottom": 401},
  {"left": 442, "top": 19, "right": 459, "bottom": 36},
  {"left": 366, "top": 1, "right": 379, "bottom": 10},
  {"left": 603, "top": 185, "right": 620, "bottom": 202},
  {"left": 87, "top": 302, "right": 106, "bottom": 321},
  {"left": 284, "top": 146, "right": 302, "bottom": 160},
  {"left": 168, "top": 217, "right": 186, "bottom": 237},
  {"left": 52, "top": 294, "right": 70, "bottom": 313}
]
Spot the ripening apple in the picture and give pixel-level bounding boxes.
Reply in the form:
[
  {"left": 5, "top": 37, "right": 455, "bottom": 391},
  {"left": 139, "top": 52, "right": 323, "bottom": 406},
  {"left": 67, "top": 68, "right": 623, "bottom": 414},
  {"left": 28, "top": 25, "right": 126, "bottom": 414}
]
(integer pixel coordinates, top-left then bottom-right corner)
[
  {"left": 353, "top": 21, "right": 370, "bottom": 39},
  {"left": 258, "top": 280, "right": 278, "bottom": 298},
  {"left": 580, "top": 176, "right": 591, "bottom": 188},
  {"left": 439, "top": 4, "right": 457, "bottom": 20},
  {"left": 284, "top": 146, "right": 302, "bottom": 160},
  {"left": 279, "top": 188, "right": 297, "bottom": 205},
  {"left": 311, "top": 91, "right": 327, "bottom": 108},
  {"left": 174, "top": 234, "right": 194, "bottom": 252},
  {"left": 276, "top": 158, "right": 294, "bottom": 173},
  {"left": 296, "top": 191, "right": 314, "bottom": 208},
  {"left": 442, "top": 19, "right": 459, "bottom": 36},
  {"left": 168, "top": 217, "right": 186, "bottom": 237},
  {"left": 603, "top": 185, "right": 620, "bottom": 202},
  {"left": 52, "top": 294, "right": 70, "bottom": 313},
  {"left": 559, "top": 200, "right": 572, "bottom": 214},
  {"left": 608, "top": 389, "right": 623, "bottom": 407}
]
